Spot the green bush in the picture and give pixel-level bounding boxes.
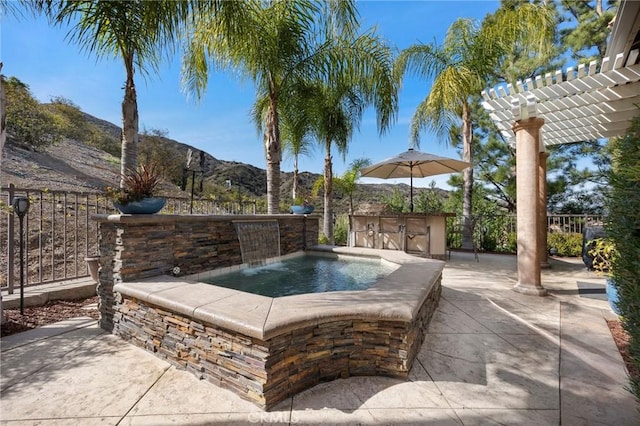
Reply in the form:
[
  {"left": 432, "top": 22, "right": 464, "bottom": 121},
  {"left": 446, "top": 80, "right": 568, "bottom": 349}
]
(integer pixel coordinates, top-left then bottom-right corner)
[
  {"left": 448, "top": 216, "right": 518, "bottom": 253},
  {"left": 547, "top": 232, "right": 582, "bottom": 257},
  {"left": 382, "top": 189, "right": 408, "bottom": 213},
  {"left": 606, "top": 112, "right": 640, "bottom": 399},
  {"left": 480, "top": 216, "right": 517, "bottom": 253},
  {"left": 501, "top": 231, "right": 518, "bottom": 253},
  {"left": 333, "top": 214, "right": 349, "bottom": 246},
  {"left": 478, "top": 225, "right": 505, "bottom": 252},
  {"left": 5, "top": 76, "right": 62, "bottom": 150},
  {"left": 318, "top": 233, "right": 329, "bottom": 245},
  {"left": 588, "top": 238, "right": 614, "bottom": 274}
]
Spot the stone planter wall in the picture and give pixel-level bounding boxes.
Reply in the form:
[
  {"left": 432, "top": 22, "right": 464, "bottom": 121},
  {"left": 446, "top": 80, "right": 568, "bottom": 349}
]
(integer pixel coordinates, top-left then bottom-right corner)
[
  {"left": 94, "top": 214, "right": 319, "bottom": 331},
  {"left": 94, "top": 214, "right": 442, "bottom": 410},
  {"left": 113, "top": 276, "right": 440, "bottom": 410}
]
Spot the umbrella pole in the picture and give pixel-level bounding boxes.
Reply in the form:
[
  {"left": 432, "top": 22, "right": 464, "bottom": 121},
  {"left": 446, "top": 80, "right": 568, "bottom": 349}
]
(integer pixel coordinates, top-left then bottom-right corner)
[{"left": 410, "top": 165, "right": 414, "bottom": 212}]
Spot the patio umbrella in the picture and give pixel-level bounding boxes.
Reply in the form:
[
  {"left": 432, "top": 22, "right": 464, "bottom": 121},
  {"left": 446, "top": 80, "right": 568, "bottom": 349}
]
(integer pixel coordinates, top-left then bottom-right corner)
[{"left": 360, "top": 148, "right": 471, "bottom": 212}]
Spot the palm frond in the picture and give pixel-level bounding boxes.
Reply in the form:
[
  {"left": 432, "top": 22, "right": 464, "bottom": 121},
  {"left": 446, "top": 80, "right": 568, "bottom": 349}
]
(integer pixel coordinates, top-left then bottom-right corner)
[
  {"left": 395, "top": 43, "right": 450, "bottom": 83},
  {"left": 33, "top": 1, "right": 195, "bottom": 81}
]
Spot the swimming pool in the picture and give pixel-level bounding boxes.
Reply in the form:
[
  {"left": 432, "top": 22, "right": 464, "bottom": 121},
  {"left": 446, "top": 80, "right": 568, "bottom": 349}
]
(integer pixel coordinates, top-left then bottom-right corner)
[{"left": 202, "top": 254, "right": 398, "bottom": 297}]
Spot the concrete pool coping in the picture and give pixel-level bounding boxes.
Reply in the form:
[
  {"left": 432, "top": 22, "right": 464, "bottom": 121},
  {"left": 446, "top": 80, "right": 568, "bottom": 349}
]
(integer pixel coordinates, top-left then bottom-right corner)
[{"left": 114, "top": 245, "right": 444, "bottom": 341}]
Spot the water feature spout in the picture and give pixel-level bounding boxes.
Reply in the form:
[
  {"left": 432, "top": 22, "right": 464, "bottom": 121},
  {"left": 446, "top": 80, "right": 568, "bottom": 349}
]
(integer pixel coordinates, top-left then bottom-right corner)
[{"left": 234, "top": 220, "right": 281, "bottom": 266}]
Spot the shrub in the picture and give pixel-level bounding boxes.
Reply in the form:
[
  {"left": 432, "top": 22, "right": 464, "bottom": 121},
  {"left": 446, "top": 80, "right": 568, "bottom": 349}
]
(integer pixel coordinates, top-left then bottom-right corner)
[
  {"left": 333, "top": 214, "right": 349, "bottom": 246},
  {"left": 588, "top": 238, "right": 615, "bottom": 274},
  {"left": 479, "top": 215, "right": 516, "bottom": 253},
  {"left": 547, "top": 232, "right": 582, "bottom": 257},
  {"left": 318, "top": 233, "right": 329, "bottom": 245},
  {"left": 605, "top": 112, "right": 640, "bottom": 399},
  {"left": 382, "top": 189, "right": 408, "bottom": 213},
  {"left": 503, "top": 231, "right": 518, "bottom": 253},
  {"left": 5, "top": 76, "right": 61, "bottom": 150}
]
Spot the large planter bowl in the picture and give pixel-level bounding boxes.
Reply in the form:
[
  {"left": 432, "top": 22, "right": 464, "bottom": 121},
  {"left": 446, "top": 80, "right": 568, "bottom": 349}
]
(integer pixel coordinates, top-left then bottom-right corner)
[
  {"left": 290, "top": 205, "right": 314, "bottom": 214},
  {"left": 606, "top": 277, "right": 621, "bottom": 315},
  {"left": 85, "top": 256, "right": 100, "bottom": 283},
  {"left": 114, "top": 197, "right": 166, "bottom": 214}
]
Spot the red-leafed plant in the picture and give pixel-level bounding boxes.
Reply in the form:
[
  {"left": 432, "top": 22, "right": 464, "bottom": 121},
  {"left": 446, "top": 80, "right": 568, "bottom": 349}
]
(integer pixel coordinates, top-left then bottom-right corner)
[{"left": 105, "top": 163, "right": 161, "bottom": 204}]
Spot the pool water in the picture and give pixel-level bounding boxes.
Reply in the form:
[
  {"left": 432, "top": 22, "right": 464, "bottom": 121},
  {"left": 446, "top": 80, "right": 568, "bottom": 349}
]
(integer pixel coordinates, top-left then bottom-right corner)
[{"left": 204, "top": 255, "right": 397, "bottom": 298}]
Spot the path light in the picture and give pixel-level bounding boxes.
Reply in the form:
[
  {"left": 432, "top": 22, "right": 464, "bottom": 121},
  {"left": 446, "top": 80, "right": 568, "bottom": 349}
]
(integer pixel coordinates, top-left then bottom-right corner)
[
  {"left": 12, "top": 196, "right": 30, "bottom": 315},
  {"left": 183, "top": 149, "right": 205, "bottom": 214}
]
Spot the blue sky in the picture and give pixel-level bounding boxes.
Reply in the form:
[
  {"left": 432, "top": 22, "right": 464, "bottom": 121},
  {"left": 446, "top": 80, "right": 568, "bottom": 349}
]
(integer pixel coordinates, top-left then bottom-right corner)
[{"left": 1, "top": 1, "right": 501, "bottom": 189}]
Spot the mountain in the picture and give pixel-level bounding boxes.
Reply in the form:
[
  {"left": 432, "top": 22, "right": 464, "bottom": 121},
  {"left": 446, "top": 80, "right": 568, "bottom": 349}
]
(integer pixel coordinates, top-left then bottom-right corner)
[{"left": 1, "top": 110, "right": 445, "bottom": 214}]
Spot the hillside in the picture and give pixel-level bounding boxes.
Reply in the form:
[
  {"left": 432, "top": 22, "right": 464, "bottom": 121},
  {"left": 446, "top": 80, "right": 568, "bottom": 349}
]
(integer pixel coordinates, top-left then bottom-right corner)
[{"left": 1, "top": 110, "right": 446, "bottom": 214}]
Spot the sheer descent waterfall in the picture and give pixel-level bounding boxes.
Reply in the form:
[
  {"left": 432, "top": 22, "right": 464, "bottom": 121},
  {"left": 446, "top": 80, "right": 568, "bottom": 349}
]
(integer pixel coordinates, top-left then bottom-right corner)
[{"left": 234, "top": 220, "right": 281, "bottom": 266}]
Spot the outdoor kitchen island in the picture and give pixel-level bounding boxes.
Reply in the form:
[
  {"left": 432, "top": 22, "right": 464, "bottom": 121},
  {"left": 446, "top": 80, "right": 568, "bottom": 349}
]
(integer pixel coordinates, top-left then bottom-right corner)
[{"left": 349, "top": 213, "right": 454, "bottom": 260}]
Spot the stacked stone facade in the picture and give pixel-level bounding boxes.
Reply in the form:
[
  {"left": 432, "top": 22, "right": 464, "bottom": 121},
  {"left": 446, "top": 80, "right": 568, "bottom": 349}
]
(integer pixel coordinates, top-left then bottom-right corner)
[
  {"left": 113, "top": 276, "right": 440, "bottom": 409},
  {"left": 95, "top": 215, "right": 319, "bottom": 331},
  {"left": 94, "top": 214, "right": 441, "bottom": 410}
]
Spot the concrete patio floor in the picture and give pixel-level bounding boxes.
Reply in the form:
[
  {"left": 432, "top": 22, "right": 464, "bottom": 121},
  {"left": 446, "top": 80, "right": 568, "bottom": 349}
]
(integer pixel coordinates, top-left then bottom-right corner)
[{"left": 1, "top": 252, "right": 637, "bottom": 425}]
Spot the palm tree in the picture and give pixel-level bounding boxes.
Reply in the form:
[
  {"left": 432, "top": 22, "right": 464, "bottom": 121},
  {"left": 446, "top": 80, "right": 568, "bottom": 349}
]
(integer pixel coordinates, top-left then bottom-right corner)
[
  {"left": 0, "top": 64, "right": 6, "bottom": 167},
  {"left": 33, "top": 1, "right": 245, "bottom": 187},
  {"left": 312, "top": 82, "right": 356, "bottom": 243},
  {"left": 0, "top": 0, "right": 20, "bottom": 164},
  {"left": 293, "top": 30, "right": 397, "bottom": 242},
  {"left": 334, "top": 158, "right": 371, "bottom": 215},
  {"left": 282, "top": 116, "right": 314, "bottom": 202},
  {"left": 395, "top": 3, "right": 554, "bottom": 249},
  {"left": 254, "top": 92, "right": 314, "bottom": 203},
  {"left": 182, "top": 0, "right": 361, "bottom": 214}
]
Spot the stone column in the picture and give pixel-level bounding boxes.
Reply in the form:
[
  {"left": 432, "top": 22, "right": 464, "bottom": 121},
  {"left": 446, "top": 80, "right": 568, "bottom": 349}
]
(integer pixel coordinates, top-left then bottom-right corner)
[
  {"left": 96, "top": 222, "right": 117, "bottom": 332},
  {"left": 539, "top": 151, "right": 551, "bottom": 269},
  {"left": 513, "top": 118, "right": 547, "bottom": 296}
]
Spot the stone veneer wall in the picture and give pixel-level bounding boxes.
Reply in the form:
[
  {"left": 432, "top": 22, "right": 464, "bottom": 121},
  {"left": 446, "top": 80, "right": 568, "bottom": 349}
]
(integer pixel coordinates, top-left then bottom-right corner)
[
  {"left": 95, "top": 215, "right": 319, "bottom": 331},
  {"left": 113, "top": 277, "right": 441, "bottom": 410}
]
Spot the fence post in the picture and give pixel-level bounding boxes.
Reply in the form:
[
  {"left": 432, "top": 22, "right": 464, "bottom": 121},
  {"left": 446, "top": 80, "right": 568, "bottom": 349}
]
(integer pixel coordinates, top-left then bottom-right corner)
[{"left": 6, "top": 183, "right": 15, "bottom": 294}]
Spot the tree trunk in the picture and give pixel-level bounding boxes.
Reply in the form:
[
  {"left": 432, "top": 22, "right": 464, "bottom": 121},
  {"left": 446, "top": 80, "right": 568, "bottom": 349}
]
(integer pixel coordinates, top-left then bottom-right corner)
[
  {"left": 265, "top": 96, "right": 281, "bottom": 214},
  {"left": 120, "top": 54, "right": 139, "bottom": 188},
  {"left": 292, "top": 155, "right": 299, "bottom": 201},
  {"left": 0, "top": 63, "right": 5, "bottom": 168},
  {"left": 461, "top": 101, "right": 474, "bottom": 250},
  {"left": 323, "top": 142, "right": 334, "bottom": 244},
  {"left": 0, "top": 63, "right": 4, "bottom": 328}
]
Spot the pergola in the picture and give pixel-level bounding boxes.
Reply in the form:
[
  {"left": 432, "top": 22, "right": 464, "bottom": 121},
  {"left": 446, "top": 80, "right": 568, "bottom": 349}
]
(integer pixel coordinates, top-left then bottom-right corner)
[{"left": 480, "top": 0, "right": 640, "bottom": 295}]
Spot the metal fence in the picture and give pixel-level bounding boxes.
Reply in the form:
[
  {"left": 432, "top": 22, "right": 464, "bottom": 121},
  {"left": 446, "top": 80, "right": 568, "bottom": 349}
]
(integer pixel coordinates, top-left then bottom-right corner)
[
  {"left": 162, "top": 197, "right": 259, "bottom": 215},
  {"left": 2, "top": 183, "right": 604, "bottom": 293},
  {"left": 1, "top": 185, "right": 263, "bottom": 294},
  {"left": 546, "top": 214, "right": 605, "bottom": 235},
  {"left": 447, "top": 213, "right": 605, "bottom": 253},
  {"left": 1, "top": 185, "right": 110, "bottom": 294}
]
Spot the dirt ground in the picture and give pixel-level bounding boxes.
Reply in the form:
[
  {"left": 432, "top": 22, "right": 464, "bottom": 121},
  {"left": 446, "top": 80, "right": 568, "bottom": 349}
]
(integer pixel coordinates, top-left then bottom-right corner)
[
  {"left": 1, "top": 296, "right": 99, "bottom": 337},
  {"left": 607, "top": 319, "right": 639, "bottom": 383}
]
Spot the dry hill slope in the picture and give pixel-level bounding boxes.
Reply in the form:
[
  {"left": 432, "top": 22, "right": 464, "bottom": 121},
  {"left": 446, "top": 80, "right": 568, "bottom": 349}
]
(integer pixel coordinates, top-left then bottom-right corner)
[{"left": 1, "top": 111, "right": 440, "bottom": 212}]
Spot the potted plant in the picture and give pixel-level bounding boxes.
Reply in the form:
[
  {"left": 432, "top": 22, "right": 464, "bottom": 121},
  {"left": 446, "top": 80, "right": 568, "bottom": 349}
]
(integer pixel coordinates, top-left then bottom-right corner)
[
  {"left": 589, "top": 237, "right": 620, "bottom": 314},
  {"left": 106, "top": 163, "right": 166, "bottom": 214},
  {"left": 289, "top": 196, "right": 314, "bottom": 214},
  {"left": 84, "top": 254, "right": 100, "bottom": 283}
]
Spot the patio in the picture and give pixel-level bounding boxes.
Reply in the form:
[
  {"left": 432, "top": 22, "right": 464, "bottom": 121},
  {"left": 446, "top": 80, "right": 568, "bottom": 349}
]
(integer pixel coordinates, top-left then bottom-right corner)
[{"left": 1, "top": 251, "right": 636, "bottom": 425}]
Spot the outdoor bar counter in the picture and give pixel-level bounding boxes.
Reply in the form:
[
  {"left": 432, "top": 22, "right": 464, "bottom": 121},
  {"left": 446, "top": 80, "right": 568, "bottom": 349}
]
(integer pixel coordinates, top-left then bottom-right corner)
[{"left": 349, "top": 213, "right": 454, "bottom": 260}]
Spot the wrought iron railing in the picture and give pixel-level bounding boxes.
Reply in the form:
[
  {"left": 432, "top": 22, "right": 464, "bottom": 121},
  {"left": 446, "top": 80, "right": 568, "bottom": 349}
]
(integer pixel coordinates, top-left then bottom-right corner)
[
  {"left": 1, "top": 185, "right": 263, "bottom": 294},
  {"left": 2, "top": 182, "right": 603, "bottom": 293},
  {"left": 1, "top": 185, "right": 110, "bottom": 293},
  {"left": 447, "top": 213, "right": 605, "bottom": 253}
]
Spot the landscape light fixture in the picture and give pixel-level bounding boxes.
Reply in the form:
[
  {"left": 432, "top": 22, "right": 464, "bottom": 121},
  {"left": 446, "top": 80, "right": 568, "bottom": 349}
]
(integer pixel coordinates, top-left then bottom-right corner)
[
  {"left": 12, "top": 196, "right": 30, "bottom": 315},
  {"left": 183, "top": 149, "right": 205, "bottom": 214}
]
